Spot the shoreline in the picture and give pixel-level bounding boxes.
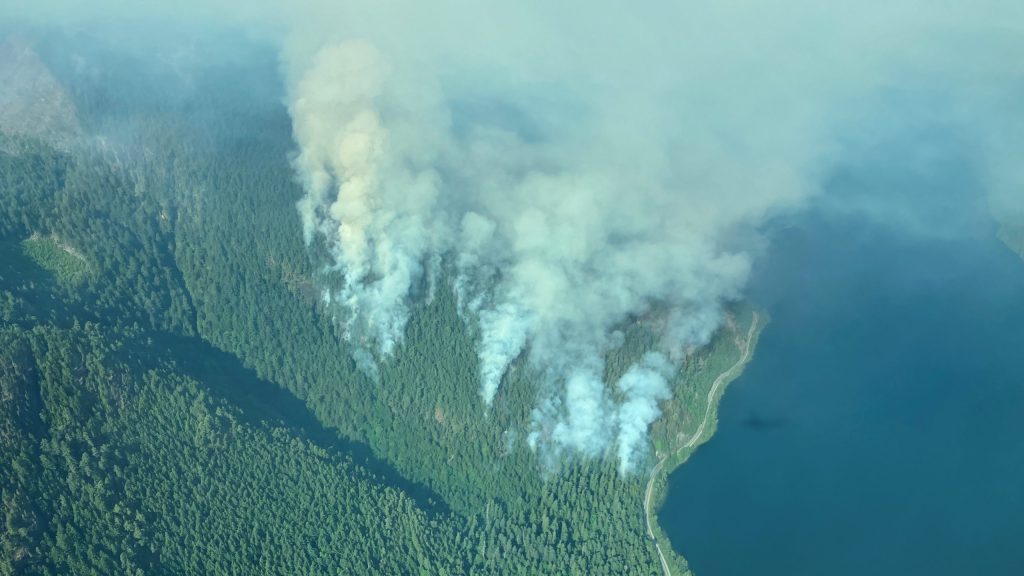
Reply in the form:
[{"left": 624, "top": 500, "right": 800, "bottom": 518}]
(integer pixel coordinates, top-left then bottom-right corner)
[{"left": 645, "top": 311, "right": 767, "bottom": 576}]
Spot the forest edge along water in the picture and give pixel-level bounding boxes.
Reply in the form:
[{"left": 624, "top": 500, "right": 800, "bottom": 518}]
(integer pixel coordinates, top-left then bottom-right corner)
[
  {"left": 659, "top": 202, "right": 1024, "bottom": 576},
  {"left": 646, "top": 311, "right": 762, "bottom": 576}
]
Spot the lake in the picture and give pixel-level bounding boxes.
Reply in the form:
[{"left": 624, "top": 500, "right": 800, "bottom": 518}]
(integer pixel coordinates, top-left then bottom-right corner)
[{"left": 660, "top": 161, "right": 1024, "bottom": 575}]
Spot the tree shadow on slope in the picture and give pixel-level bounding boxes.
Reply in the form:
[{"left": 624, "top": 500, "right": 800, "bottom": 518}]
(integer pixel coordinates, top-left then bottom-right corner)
[{"left": 132, "top": 330, "right": 452, "bottom": 516}]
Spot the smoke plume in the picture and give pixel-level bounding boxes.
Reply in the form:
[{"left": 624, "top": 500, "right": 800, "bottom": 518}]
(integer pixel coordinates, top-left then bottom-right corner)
[
  {"left": 283, "top": 1, "right": 1024, "bottom": 473},
  {"left": 6, "top": 0, "right": 1022, "bottom": 473},
  {"left": 291, "top": 40, "right": 451, "bottom": 359}
]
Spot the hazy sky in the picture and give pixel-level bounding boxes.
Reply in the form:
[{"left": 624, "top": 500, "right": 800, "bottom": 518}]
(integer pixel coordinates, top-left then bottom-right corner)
[{"left": 6, "top": 0, "right": 1022, "bottom": 472}]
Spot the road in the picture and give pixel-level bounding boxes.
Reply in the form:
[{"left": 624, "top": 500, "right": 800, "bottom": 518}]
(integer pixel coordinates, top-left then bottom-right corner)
[{"left": 643, "top": 312, "right": 759, "bottom": 576}]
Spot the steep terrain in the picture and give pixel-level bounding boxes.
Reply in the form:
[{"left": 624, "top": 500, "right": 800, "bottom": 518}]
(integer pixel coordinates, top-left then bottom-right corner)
[{"left": 0, "top": 36, "right": 760, "bottom": 575}]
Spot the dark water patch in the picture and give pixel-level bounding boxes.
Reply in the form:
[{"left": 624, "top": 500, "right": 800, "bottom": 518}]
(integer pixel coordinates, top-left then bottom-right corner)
[{"left": 661, "top": 147, "right": 1024, "bottom": 575}]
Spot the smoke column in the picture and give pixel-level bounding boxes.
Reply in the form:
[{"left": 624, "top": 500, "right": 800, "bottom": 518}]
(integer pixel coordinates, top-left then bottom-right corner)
[
  {"left": 283, "top": 1, "right": 1024, "bottom": 473},
  {"left": 290, "top": 41, "right": 452, "bottom": 363},
  {"left": 14, "top": 0, "right": 1019, "bottom": 474}
]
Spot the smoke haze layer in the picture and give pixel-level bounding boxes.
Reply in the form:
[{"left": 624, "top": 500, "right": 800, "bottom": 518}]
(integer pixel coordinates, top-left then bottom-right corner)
[
  {"left": 6, "top": 0, "right": 1023, "bottom": 473},
  {"left": 282, "top": 2, "right": 1024, "bottom": 473}
]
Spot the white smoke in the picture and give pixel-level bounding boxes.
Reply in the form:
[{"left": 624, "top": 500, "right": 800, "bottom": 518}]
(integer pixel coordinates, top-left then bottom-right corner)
[
  {"left": 292, "top": 39, "right": 760, "bottom": 468},
  {"left": 615, "top": 353, "right": 674, "bottom": 476},
  {"left": 284, "top": 2, "right": 1024, "bottom": 473},
  {"left": 290, "top": 40, "right": 452, "bottom": 358},
  {"left": 16, "top": 0, "right": 1019, "bottom": 474},
  {"left": 476, "top": 303, "right": 533, "bottom": 406}
]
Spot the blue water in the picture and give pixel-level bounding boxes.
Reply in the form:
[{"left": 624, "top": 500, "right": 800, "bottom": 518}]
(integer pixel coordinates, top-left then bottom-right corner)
[{"left": 661, "top": 166, "right": 1024, "bottom": 575}]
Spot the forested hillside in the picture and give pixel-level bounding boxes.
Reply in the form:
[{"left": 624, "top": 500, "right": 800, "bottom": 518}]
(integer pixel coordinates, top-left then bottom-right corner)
[
  {"left": 0, "top": 321, "right": 470, "bottom": 575},
  {"left": 0, "top": 35, "right": 760, "bottom": 575}
]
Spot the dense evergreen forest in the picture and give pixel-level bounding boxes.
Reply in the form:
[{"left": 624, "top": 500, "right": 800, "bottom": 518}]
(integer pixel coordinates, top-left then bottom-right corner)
[{"left": 0, "top": 34, "right": 759, "bottom": 575}]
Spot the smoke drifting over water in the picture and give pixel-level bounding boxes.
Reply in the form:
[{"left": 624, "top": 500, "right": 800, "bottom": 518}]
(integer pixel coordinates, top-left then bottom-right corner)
[
  {"left": 7, "top": 0, "right": 1023, "bottom": 473},
  {"left": 284, "top": 2, "right": 1024, "bottom": 472}
]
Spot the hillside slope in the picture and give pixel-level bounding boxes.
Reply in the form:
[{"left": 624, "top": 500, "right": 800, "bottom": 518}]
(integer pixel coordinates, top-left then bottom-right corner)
[{"left": 0, "top": 36, "right": 761, "bottom": 575}]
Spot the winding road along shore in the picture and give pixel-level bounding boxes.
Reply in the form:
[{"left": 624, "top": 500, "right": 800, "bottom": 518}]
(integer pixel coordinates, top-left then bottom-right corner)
[{"left": 644, "top": 312, "right": 760, "bottom": 576}]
